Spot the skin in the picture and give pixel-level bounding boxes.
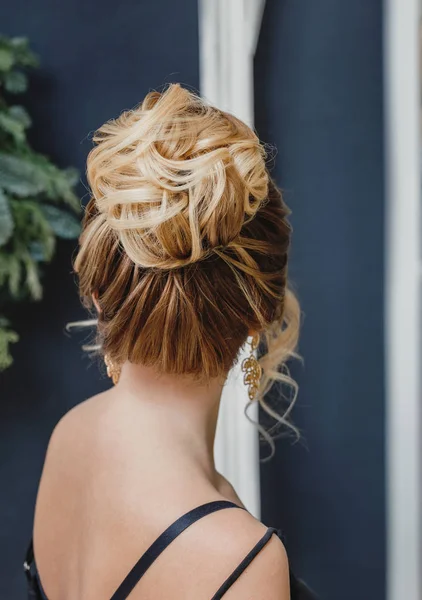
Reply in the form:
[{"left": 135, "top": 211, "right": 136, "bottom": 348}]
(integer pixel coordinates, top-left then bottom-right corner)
[{"left": 33, "top": 357, "right": 290, "bottom": 599}]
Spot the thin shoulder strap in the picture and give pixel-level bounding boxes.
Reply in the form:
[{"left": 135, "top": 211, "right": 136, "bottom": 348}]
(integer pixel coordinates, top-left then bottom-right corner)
[
  {"left": 210, "top": 526, "right": 280, "bottom": 600},
  {"left": 110, "top": 500, "right": 245, "bottom": 600}
]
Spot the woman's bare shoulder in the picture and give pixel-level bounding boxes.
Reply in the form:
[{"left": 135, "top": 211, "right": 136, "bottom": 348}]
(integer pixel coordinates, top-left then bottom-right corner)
[
  {"left": 34, "top": 393, "right": 112, "bottom": 518},
  {"left": 35, "top": 395, "right": 290, "bottom": 599},
  {"left": 53, "top": 390, "right": 110, "bottom": 429},
  {"left": 202, "top": 509, "right": 290, "bottom": 600},
  {"left": 127, "top": 506, "right": 290, "bottom": 600},
  {"left": 43, "top": 391, "right": 111, "bottom": 456}
]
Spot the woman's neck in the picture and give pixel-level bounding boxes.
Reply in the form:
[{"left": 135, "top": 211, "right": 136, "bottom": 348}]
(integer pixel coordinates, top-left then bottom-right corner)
[{"left": 112, "top": 361, "right": 226, "bottom": 483}]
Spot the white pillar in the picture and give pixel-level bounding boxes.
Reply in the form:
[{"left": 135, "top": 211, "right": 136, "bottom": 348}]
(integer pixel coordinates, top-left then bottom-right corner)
[
  {"left": 198, "top": 0, "right": 266, "bottom": 517},
  {"left": 384, "top": 0, "right": 422, "bottom": 598}
]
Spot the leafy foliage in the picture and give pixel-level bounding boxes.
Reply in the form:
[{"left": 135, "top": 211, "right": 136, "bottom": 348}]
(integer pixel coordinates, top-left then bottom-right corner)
[
  {"left": 0, "top": 35, "right": 81, "bottom": 370},
  {"left": 0, "top": 316, "right": 18, "bottom": 370}
]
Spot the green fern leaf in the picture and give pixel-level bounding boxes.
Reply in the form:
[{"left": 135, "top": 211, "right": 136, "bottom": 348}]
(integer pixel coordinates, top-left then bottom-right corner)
[
  {"left": 4, "top": 70, "right": 28, "bottom": 93},
  {"left": 22, "top": 253, "right": 42, "bottom": 300},
  {"left": 0, "top": 189, "right": 13, "bottom": 246},
  {"left": 0, "top": 153, "right": 44, "bottom": 196},
  {"left": 8, "top": 105, "right": 31, "bottom": 128},
  {"left": 0, "top": 319, "right": 19, "bottom": 371},
  {"left": 27, "top": 154, "right": 81, "bottom": 211},
  {"left": 0, "top": 110, "right": 27, "bottom": 144},
  {"left": 63, "top": 167, "right": 79, "bottom": 188},
  {"left": 0, "top": 35, "right": 78, "bottom": 369},
  {"left": 0, "top": 252, "right": 21, "bottom": 297},
  {"left": 10, "top": 199, "right": 56, "bottom": 261},
  {"left": 40, "top": 204, "right": 80, "bottom": 239},
  {"left": 0, "top": 47, "right": 14, "bottom": 71},
  {"left": 8, "top": 36, "right": 38, "bottom": 67}
]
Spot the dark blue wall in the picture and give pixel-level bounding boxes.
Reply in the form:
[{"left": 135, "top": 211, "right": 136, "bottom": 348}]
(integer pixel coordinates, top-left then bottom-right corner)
[
  {"left": 256, "top": 2, "right": 385, "bottom": 599},
  {"left": 0, "top": 2, "right": 199, "bottom": 597}
]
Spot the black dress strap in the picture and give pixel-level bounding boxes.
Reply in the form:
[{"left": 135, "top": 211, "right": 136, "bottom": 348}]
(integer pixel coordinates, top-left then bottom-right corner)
[
  {"left": 110, "top": 500, "right": 245, "bottom": 600},
  {"left": 210, "top": 526, "right": 280, "bottom": 600},
  {"left": 25, "top": 501, "right": 317, "bottom": 600},
  {"left": 24, "top": 539, "right": 45, "bottom": 600}
]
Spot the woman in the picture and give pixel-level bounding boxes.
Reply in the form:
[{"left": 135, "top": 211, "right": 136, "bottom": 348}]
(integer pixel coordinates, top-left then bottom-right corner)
[{"left": 25, "top": 84, "right": 314, "bottom": 599}]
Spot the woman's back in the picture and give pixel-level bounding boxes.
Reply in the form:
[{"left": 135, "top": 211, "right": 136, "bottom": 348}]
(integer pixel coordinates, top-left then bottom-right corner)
[
  {"left": 27, "top": 83, "right": 309, "bottom": 599},
  {"left": 32, "top": 381, "right": 290, "bottom": 599}
]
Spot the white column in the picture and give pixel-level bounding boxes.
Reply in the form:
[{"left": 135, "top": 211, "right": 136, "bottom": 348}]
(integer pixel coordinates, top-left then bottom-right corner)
[
  {"left": 384, "top": 0, "right": 422, "bottom": 598},
  {"left": 198, "top": 0, "right": 266, "bottom": 518}
]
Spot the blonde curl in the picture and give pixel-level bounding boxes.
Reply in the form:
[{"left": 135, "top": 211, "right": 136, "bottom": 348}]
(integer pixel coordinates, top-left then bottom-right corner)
[{"left": 86, "top": 84, "right": 268, "bottom": 269}]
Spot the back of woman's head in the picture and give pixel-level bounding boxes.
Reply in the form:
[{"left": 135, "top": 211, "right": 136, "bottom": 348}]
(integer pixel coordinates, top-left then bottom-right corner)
[{"left": 75, "top": 84, "right": 300, "bottom": 416}]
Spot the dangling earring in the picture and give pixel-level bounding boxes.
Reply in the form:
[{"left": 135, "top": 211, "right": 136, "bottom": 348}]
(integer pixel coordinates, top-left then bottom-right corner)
[
  {"left": 241, "top": 334, "right": 262, "bottom": 401},
  {"left": 104, "top": 354, "right": 121, "bottom": 385}
]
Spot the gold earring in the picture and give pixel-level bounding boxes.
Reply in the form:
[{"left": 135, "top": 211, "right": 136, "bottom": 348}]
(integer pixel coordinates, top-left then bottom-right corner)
[
  {"left": 241, "top": 334, "right": 262, "bottom": 401},
  {"left": 104, "top": 354, "right": 121, "bottom": 385}
]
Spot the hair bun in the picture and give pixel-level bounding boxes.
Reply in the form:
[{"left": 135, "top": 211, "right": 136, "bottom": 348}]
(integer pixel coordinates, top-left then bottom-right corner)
[{"left": 87, "top": 84, "right": 269, "bottom": 269}]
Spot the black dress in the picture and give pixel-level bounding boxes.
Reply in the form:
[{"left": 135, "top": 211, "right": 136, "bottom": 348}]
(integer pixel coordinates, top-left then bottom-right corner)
[{"left": 25, "top": 500, "right": 317, "bottom": 599}]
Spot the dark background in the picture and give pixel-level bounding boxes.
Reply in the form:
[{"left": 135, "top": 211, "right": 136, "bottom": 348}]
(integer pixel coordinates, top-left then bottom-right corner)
[
  {"left": 1, "top": 1, "right": 385, "bottom": 599},
  {"left": 256, "top": 2, "right": 385, "bottom": 599}
]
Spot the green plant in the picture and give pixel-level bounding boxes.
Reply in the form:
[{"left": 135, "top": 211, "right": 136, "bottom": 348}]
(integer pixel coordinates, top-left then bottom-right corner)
[{"left": 0, "top": 35, "right": 81, "bottom": 370}]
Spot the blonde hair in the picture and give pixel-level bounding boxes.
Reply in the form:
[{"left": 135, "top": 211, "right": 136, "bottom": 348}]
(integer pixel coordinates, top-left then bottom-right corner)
[{"left": 74, "top": 84, "right": 300, "bottom": 456}]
